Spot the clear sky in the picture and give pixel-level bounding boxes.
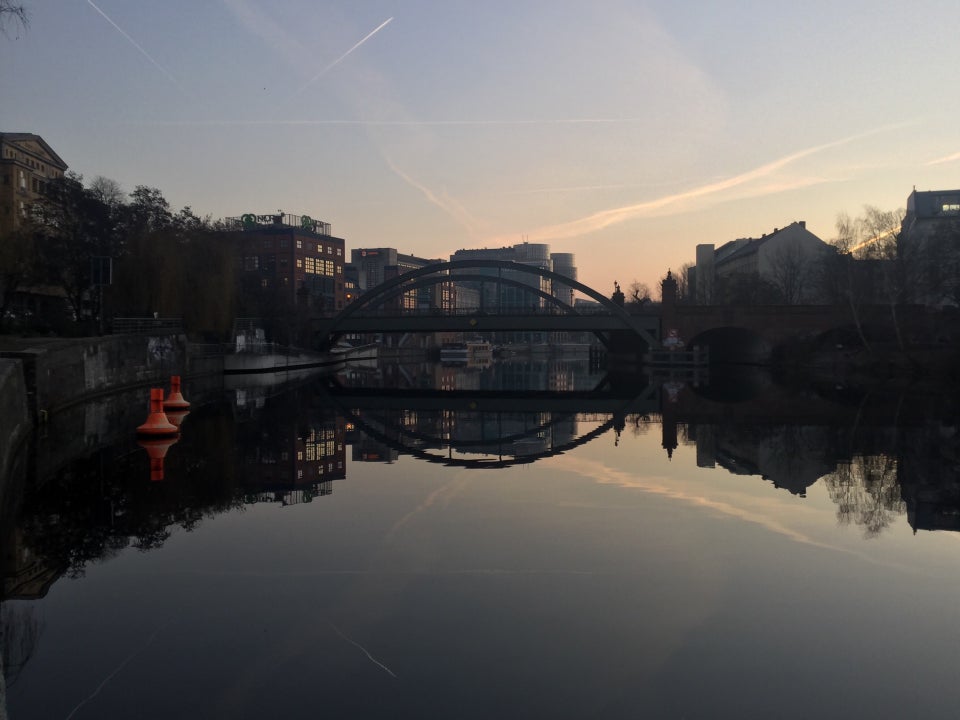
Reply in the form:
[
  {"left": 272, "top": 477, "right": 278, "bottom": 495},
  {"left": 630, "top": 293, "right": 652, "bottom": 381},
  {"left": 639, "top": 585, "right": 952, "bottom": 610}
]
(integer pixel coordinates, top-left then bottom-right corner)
[{"left": 2, "top": 0, "right": 959, "bottom": 294}]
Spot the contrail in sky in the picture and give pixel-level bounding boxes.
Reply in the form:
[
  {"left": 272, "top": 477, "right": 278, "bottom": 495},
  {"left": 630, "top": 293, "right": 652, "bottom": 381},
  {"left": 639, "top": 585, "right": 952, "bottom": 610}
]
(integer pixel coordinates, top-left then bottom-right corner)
[
  {"left": 490, "top": 125, "right": 903, "bottom": 244},
  {"left": 141, "top": 118, "right": 645, "bottom": 127},
  {"left": 86, "top": 1, "right": 180, "bottom": 87},
  {"left": 384, "top": 156, "right": 484, "bottom": 238},
  {"left": 925, "top": 150, "right": 960, "bottom": 166},
  {"left": 294, "top": 17, "right": 394, "bottom": 96}
]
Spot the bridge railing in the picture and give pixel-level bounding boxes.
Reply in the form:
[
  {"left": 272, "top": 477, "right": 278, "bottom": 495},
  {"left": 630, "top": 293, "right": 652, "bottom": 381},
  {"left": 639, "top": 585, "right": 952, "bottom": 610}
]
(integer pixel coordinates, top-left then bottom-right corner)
[
  {"left": 344, "top": 306, "right": 620, "bottom": 318},
  {"left": 112, "top": 317, "right": 183, "bottom": 334}
]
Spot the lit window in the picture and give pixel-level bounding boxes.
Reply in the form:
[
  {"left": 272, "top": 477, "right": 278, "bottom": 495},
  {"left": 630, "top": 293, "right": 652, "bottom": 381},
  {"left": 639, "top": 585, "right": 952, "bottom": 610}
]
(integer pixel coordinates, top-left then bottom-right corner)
[
  {"left": 296, "top": 258, "right": 303, "bottom": 268},
  {"left": 296, "top": 240, "right": 302, "bottom": 249},
  {"left": 336, "top": 248, "right": 342, "bottom": 256}
]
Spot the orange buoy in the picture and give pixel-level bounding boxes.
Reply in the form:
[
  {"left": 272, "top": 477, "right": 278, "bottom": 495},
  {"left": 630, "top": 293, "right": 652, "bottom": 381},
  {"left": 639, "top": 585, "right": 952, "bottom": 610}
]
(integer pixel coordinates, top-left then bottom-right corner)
[
  {"left": 136, "top": 388, "right": 178, "bottom": 437},
  {"left": 163, "top": 375, "right": 191, "bottom": 410},
  {"left": 138, "top": 435, "right": 178, "bottom": 481}
]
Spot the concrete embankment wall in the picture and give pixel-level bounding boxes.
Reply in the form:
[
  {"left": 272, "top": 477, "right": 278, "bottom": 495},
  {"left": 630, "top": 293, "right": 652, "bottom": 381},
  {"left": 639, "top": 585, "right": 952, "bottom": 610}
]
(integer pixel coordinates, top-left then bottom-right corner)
[
  {"left": 0, "top": 360, "right": 30, "bottom": 492},
  {"left": 0, "top": 335, "right": 224, "bottom": 491},
  {"left": 1, "top": 334, "right": 223, "bottom": 418}
]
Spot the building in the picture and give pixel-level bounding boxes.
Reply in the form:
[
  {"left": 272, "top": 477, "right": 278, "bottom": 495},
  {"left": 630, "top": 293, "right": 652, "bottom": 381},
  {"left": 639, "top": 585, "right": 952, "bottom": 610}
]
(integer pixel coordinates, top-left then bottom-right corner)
[
  {"left": 0, "top": 132, "right": 68, "bottom": 236},
  {"left": 449, "top": 242, "right": 578, "bottom": 309},
  {"left": 227, "top": 212, "right": 346, "bottom": 313},
  {"left": 350, "top": 248, "right": 452, "bottom": 311},
  {"left": 691, "top": 221, "right": 831, "bottom": 304},
  {"left": 901, "top": 188, "right": 960, "bottom": 306}
]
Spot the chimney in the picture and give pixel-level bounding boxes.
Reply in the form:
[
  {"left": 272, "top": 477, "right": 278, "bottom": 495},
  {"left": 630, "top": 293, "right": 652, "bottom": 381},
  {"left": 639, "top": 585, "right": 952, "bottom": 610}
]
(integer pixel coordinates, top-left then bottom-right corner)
[{"left": 799, "top": 220, "right": 806, "bottom": 229}]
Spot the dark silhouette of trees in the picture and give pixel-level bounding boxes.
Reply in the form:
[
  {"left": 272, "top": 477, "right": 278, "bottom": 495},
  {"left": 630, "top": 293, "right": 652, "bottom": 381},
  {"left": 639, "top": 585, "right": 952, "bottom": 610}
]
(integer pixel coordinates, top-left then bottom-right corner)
[
  {"left": 626, "top": 280, "right": 651, "bottom": 307},
  {"left": 15, "top": 175, "right": 237, "bottom": 338},
  {"left": 32, "top": 172, "right": 121, "bottom": 326}
]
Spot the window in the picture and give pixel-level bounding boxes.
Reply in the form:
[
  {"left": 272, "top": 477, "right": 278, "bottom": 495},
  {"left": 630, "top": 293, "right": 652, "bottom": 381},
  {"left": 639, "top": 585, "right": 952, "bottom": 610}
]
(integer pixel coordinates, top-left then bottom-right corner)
[
  {"left": 336, "top": 248, "right": 342, "bottom": 257},
  {"left": 19, "top": 171, "right": 26, "bottom": 190},
  {"left": 296, "top": 239, "right": 302, "bottom": 249},
  {"left": 336, "top": 265, "right": 342, "bottom": 275},
  {"left": 263, "top": 239, "right": 273, "bottom": 249},
  {"left": 296, "top": 258, "right": 303, "bottom": 269},
  {"left": 280, "top": 238, "right": 289, "bottom": 248},
  {"left": 261, "top": 278, "right": 269, "bottom": 288},
  {"left": 327, "top": 246, "right": 333, "bottom": 255},
  {"left": 244, "top": 256, "right": 259, "bottom": 271}
]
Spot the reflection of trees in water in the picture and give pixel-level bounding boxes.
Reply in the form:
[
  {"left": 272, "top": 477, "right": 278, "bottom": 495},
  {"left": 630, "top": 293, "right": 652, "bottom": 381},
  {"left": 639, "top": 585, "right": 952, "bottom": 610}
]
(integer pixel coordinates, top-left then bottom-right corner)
[
  {"left": 1, "top": 603, "right": 42, "bottom": 687},
  {"left": 18, "top": 403, "right": 244, "bottom": 580},
  {"left": 823, "top": 454, "right": 905, "bottom": 537},
  {"left": 626, "top": 413, "right": 654, "bottom": 437}
]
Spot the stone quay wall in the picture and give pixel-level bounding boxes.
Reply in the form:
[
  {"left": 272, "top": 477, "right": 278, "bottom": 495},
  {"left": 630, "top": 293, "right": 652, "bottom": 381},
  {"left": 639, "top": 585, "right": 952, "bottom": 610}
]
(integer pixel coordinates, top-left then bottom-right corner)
[
  {"left": 0, "top": 334, "right": 223, "bottom": 420},
  {"left": 0, "top": 359, "right": 30, "bottom": 488}
]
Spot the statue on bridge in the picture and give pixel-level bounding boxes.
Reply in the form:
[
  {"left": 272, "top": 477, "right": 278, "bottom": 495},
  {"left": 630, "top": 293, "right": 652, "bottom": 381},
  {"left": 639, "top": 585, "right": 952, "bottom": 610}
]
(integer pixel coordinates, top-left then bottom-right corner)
[{"left": 612, "top": 281, "right": 625, "bottom": 307}]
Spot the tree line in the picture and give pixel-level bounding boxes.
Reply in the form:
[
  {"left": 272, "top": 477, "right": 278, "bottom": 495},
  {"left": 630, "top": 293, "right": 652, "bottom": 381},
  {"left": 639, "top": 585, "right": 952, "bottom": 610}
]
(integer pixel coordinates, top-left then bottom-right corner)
[{"left": 1, "top": 173, "right": 241, "bottom": 338}]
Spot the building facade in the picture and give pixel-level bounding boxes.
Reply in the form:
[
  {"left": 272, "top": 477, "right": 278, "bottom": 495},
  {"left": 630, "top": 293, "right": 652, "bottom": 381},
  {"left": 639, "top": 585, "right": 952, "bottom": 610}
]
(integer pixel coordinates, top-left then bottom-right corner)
[
  {"left": 228, "top": 212, "right": 346, "bottom": 313},
  {"left": 691, "top": 221, "right": 831, "bottom": 304},
  {"left": 901, "top": 188, "right": 960, "bottom": 305},
  {"left": 0, "top": 132, "right": 68, "bottom": 236},
  {"left": 350, "top": 248, "right": 452, "bottom": 311}
]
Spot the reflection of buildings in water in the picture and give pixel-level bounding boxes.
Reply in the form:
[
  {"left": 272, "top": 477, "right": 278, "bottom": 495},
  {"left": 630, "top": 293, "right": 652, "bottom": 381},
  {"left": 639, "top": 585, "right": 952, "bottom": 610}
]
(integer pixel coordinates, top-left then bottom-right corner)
[
  {"left": 893, "top": 423, "right": 960, "bottom": 534},
  {"left": 238, "top": 418, "right": 347, "bottom": 507},
  {"left": 686, "top": 424, "right": 838, "bottom": 497},
  {"left": 352, "top": 435, "right": 399, "bottom": 463},
  {"left": 351, "top": 408, "right": 580, "bottom": 462}
]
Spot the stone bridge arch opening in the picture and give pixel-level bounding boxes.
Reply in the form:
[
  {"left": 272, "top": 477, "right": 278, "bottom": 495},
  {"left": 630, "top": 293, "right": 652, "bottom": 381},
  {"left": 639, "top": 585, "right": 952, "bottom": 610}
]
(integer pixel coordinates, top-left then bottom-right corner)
[{"left": 686, "top": 326, "right": 772, "bottom": 365}]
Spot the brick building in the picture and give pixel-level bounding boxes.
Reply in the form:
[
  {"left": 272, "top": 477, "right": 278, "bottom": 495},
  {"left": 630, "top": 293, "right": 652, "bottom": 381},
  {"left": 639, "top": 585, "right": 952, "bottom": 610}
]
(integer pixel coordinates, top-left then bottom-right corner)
[{"left": 228, "top": 212, "right": 346, "bottom": 313}]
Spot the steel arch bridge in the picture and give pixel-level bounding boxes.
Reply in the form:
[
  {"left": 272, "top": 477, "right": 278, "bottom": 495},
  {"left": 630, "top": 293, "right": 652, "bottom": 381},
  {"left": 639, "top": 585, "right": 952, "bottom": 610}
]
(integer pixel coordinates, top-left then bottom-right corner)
[{"left": 314, "top": 259, "right": 662, "bottom": 349}]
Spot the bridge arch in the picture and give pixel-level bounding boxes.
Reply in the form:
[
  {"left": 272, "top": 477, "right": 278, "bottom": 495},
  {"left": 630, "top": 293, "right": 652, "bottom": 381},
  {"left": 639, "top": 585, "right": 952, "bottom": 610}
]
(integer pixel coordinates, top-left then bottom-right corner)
[
  {"left": 337, "top": 405, "right": 623, "bottom": 469},
  {"left": 316, "top": 259, "right": 660, "bottom": 348}
]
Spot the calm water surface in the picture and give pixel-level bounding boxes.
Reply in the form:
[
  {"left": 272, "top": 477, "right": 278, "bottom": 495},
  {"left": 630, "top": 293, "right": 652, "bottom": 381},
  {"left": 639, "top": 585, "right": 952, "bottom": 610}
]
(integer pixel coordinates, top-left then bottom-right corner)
[{"left": 4, "top": 360, "right": 960, "bottom": 719}]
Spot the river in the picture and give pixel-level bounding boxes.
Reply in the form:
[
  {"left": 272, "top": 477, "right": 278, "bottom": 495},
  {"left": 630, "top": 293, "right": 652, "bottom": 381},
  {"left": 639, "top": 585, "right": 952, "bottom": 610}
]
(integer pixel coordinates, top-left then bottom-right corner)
[{"left": 3, "top": 357, "right": 960, "bottom": 719}]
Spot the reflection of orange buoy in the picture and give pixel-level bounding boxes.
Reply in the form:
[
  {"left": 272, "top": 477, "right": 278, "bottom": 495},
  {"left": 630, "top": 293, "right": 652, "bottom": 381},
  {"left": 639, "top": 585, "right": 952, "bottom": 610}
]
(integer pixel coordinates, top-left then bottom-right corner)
[
  {"left": 138, "top": 435, "right": 178, "bottom": 482},
  {"left": 136, "top": 388, "right": 178, "bottom": 437},
  {"left": 166, "top": 409, "right": 190, "bottom": 429},
  {"left": 163, "top": 375, "right": 191, "bottom": 410}
]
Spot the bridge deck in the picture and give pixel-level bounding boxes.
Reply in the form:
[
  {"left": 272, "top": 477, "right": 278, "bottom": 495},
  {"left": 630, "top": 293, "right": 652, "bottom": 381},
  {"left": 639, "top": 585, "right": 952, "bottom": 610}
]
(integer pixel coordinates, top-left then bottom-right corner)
[{"left": 325, "top": 311, "right": 661, "bottom": 335}]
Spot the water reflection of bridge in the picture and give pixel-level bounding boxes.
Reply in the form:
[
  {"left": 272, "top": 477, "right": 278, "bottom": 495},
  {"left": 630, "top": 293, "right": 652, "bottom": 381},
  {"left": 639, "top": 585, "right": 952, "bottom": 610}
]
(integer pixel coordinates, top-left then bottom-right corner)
[
  {"left": 318, "top": 382, "right": 660, "bottom": 468},
  {"left": 320, "top": 385, "right": 661, "bottom": 415}
]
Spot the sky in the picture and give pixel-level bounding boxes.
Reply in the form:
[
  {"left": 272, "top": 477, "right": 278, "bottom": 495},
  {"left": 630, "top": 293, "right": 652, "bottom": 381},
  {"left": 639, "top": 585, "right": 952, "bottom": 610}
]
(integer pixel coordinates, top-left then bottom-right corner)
[{"left": 2, "top": 0, "right": 959, "bottom": 294}]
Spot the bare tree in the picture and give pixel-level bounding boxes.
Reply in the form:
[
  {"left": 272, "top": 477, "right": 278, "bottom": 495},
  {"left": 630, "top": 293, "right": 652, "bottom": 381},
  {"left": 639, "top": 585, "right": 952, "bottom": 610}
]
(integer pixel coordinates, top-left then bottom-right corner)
[
  {"left": 858, "top": 206, "right": 908, "bottom": 350},
  {"left": 767, "top": 242, "right": 810, "bottom": 304},
  {"left": 626, "top": 280, "right": 651, "bottom": 306}
]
